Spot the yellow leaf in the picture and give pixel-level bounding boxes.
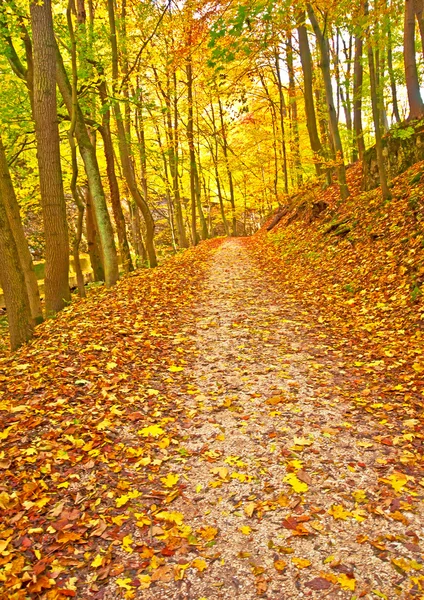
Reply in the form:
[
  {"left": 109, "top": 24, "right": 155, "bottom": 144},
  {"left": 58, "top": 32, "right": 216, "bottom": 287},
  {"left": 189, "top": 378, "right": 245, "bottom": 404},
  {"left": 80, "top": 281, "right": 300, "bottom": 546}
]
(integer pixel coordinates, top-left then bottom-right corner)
[
  {"left": 112, "top": 514, "right": 130, "bottom": 526},
  {"left": 106, "top": 362, "right": 117, "bottom": 370},
  {"left": 138, "top": 574, "right": 151, "bottom": 589},
  {"left": 352, "top": 489, "right": 367, "bottom": 503},
  {"left": 116, "top": 494, "right": 130, "bottom": 508},
  {"left": 195, "top": 484, "right": 203, "bottom": 493},
  {"left": 211, "top": 467, "right": 229, "bottom": 480},
  {"left": 328, "top": 504, "right": 351, "bottom": 520},
  {"left": 122, "top": 534, "right": 133, "bottom": 553},
  {"left": 197, "top": 526, "right": 218, "bottom": 541},
  {"left": 161, "top": 473, "right": 180, "bottom": 488},
  {"left": 244, "top": 502, "right": 256, "bottom": 517},
  {"left": 337, "top": 573, "right": 355, "bottom": 591},
  {"left": 0, "top": 537, "right": 12, "bottom": 554},
  {"left": 168, "top": 365, "right": 183, "bottom": 372},
  {"left": 283, "top": 473, "right": 308, "bottom": 494},
  {"left": 96, "top": 419, "right": 112, "bottom": 431},
  {"left": 0, "top": 426, "right": 14, "bottom": 441},
  {"left": 91, "top": 554, "right": 103, "bottom": 568},
  {"left": 139, "top": 425, "right": 165, "bottom": 438},
  {"left": 116, "top": 578, "right": 133, "bottom": 591},
  {"left": 383, "top": 473, "right": 409, "bottom": 493},
  {"left": 155, "top": 511, "right": 184, "bottom": 525},
  {"left": 292, "top": 436, "right": 314, "bottom": 446},
  {"left": 292, "top": 557, "right": 311, "bottom": 569},
  {"left": 192, "top": 558, "right": 208, "bottom": 572},
  {"left": 57, "top": 481, "right": 69, "bottom": 489},
  {"left": 239, "top": 525, "right": 252, "bottom": 535},
  {"left": 274, "top": 560, "right": 287, "bottom": 572}
]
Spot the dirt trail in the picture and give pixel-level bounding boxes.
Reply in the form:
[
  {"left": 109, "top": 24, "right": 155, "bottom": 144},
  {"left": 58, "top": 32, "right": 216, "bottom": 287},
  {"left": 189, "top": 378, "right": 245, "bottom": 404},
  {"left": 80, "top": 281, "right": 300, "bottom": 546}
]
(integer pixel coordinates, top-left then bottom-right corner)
[{"left": 141, "top": 239, "right": 424, "bottom": 599}]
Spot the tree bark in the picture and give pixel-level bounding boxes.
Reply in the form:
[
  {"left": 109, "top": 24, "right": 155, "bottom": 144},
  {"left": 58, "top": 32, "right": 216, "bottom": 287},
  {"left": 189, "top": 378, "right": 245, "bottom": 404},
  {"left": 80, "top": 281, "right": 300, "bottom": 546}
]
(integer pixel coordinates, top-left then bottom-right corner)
[
  {"left": 97, "top": 77, "right": 133, "bottom": 273},
  {"left": 387, "top": 22, "right": 401, "bottom": 123},
  {"left": 85, "top": 187, "right": 105, "bottom": 281},
  {"left": 286, "top": 34, "right": 303, "bottom": 186},
  {"left": 218, "top": 95, "right": 237, "bottom": 235},
  {"left": 307, "top": 4, "right": 350, "bottom": 200},
  {"left": 353, "top": 31, "right": 366, "bottom": 161},
  {"left": 31, "top": 0, "right": 70, "bottom": 314},
  {"left": 55, "top": 47, "right": 119, "bottom": 287},
  {"left": 107, "top": 0, "right": 157, "bottom": 267},
  {"left": 0, "top": 191, "right": 34, "bottom": 350},
  {"left": 366, "top": 3, "right": 391, "bottom": 200},
  {"left": 404, "top": 0, "right": 424, "bottom": 119},
  {"left": 297, "top": 12, "right": 324, "bottom": 175},
  {"left": 0, "top": 135, "right": 43, "bottom": 323}
]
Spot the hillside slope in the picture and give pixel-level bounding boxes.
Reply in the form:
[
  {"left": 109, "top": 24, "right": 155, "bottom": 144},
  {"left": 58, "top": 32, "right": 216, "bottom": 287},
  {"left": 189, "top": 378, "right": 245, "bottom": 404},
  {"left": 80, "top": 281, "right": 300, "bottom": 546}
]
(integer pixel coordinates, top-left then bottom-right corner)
[{"left": 254, "top": 160, "right": 424, "bottom": 412}]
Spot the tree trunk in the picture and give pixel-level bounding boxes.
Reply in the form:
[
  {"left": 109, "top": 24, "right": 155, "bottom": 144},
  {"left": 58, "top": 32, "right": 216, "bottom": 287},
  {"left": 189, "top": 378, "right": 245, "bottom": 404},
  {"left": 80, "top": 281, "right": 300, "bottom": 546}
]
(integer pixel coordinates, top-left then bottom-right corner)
[
  {"left": 55, "top": 47, "right": 119, "bottom": 287},
  {"left": 218, "top": 95, "right": 237, "bottom": 235},
  {"left": 273, "top": 51, "right": 289, "bottom": 194},
  {"left": 286, "top": 34, "right": 303, "bottom": 186},
  {"left": 85, "top": 187, "right": 105, "bottom": 281},
  {"left": 414, "top": 0, "right": 424, "bottom": 56},
  {"left": 210, "top": 102, "right": 230, "bottom": 235},
  {"left": 297, "top": 11, "right": 324, "bottom": 175},
  {"left": 404, "top": 0, "right": 424, "bottom": 119},
  {"left": 0, "top": 135, "right": 43, "bottom": 323},
  {"left": 387, "top": 22, "right": 401, "bottom": 123},
  {"left": 366, "top": 6, "right": 391, "bottom": 200},
  {"left": 0, "top": 192, "right": 34, "bottom": 350},
  {"left": 353, "top": 32, "right": 366, "bottom": 161},
  {"left": 97, "top": 78, "right": 134, "bottom": 273},
  {"left": 107, "top": 0, "right": 157, "bottom": 267},
  {"left": 31, "top": 0, "right": 70, "bottom": 314},
  {"left": 307, "top": 4, "right": 350, "bottom": 200}
]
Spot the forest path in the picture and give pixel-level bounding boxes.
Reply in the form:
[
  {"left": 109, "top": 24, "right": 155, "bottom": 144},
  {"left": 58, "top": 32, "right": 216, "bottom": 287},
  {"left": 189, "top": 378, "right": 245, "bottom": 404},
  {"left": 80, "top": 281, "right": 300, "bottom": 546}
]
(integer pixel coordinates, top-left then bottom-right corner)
[{"left": 140, "top": 239, "right": 424, "bottom": 600}]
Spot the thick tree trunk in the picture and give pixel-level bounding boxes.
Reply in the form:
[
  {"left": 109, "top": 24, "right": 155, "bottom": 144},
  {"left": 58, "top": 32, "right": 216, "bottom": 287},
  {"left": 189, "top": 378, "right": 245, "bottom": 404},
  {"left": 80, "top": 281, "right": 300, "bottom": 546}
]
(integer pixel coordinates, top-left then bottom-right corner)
[
  {"left": 55, "top": 48, "right": 119, "bottom": 287},
  {"left": 404, "top": 0, "right": 424, "bottom": 119},
  {"left": 0, "top": 135, "right": 43, "bottom": 323},
  {"left": 297, "top": 12, "right": 324, "bottom": 175},
  {"left": 30, "top": 0, "right": 70, "bottom": 314},
  {"left": 0, "top": 193, "right": 34, "bottom": 350},
  {"left": 307, "top": 4, "right": 350, "bottom": 200}
]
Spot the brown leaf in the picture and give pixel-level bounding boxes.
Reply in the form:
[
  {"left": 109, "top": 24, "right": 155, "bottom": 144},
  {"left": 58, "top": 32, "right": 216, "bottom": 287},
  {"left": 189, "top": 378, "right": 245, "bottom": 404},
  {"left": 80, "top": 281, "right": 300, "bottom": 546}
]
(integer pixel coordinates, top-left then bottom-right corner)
[{"left": 305, "top": 577, "right": 332, "bottom": 590}]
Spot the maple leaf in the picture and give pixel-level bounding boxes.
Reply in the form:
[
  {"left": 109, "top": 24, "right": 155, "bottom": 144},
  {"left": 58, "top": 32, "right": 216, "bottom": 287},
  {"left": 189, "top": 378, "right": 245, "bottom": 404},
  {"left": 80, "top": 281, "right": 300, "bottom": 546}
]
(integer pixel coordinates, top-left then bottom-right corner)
[
  {"left": 239, "top": 525, "right": 252, "bottom": 535},
  {"left": 328, "top": 504, "right": 351, "bottom": 520},
  {"left": 191, "top": 558, "right": 208, "bottom": 571},
  {"left": 292, "top": 557, "right": 311, "bottom": 569},
  {"left": 168, "top": 365, "right": 183, "bottom": 372},
  {"left": 197, "top": 526, "right": 218, "bottom": 541},
  {"left": 155, "top": 511, "right": 184, "bottom": 525},
  {"left": 283, "top": 473, "right": 308, "bottom": 493},
  {"left": 122, "top": 534, "right": 134, "bottom": 553},
  {"left": 160, "top": 472, "right": 180, "bottom": 488},
  {"left": 138, "top": 424, "right": 165, "bottom": 437},
  {"left": 337, "top": 573, "right": 356, "bottom": 590},
  {"left": 91, "top": 554, "right": 103, "bottom": 568}
]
